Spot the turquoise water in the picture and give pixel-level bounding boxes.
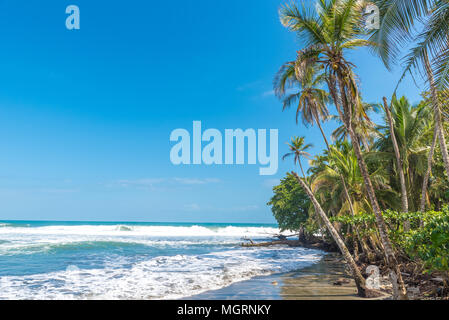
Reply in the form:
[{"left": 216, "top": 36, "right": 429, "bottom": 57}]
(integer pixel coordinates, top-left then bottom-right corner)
[{"left": 0, "top": 220, "right": 322, "bottom": 299}]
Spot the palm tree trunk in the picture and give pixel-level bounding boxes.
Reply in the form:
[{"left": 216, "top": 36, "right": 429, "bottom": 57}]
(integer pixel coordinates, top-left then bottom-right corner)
[
  {"left": 326, "top": 76, "right": 375, "bottom": 263},
  {"left": 361, "top": 135, "right": 371, "bottom": 152},
  {"left": 342, "top": 176, "right": 356, "bottom": 216},
  {"left": 313, "top": 109, "right": 331, "bottom": 149},
  {"left": 298, "top": 161, "right": 306, "bottom": 179},
  {"left": 352, "top": 229, "right": 360, "bottom": 262},
  {"left": 313, "top": 108, "right": 367, "bottom": 262},
  {"left": 420, "top": 124, "right": 439, "bottom": 213},
  {"left": 424, "top": 52, "right": 449, "bottom": 180},
  {"left": 332, "top": 71, "right": 408, "bottom": 300},
  {"left": 313, "top": 109, "right": 358, "bottom": 219},
  {"left": 383, "top": 97, "right": 409, "bottom": 230},
  {"left": 292, "top": 171, "right": 368, "bottom": 297},
  {"left": 367, "top": 232, "right": 383, "bottom": 258}
]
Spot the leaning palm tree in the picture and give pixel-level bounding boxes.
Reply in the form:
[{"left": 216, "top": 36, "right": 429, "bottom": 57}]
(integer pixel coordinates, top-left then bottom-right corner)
[
  {"left": 311, "top": 141, "right": 395, "bottom": 262},
  {"left": 283, "top": 136, "right": 313, "bottom": 178},
  {"left": 274, "top": 36, "right": 362, "bottom": 229},
  {"left": 279, "top": 0, "right": 408, "bottom": 299},
  {"left": 291, "top": 171, "right": 369, "bottom": 297}
]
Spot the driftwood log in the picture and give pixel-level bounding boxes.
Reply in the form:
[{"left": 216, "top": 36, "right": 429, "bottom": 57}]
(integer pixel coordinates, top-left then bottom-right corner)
[
  {"left": 241, "top": 237, "right": 339, "bottom": 252},
  {"left": 241, "top": 240, "right": 301, "bottom": 247}
]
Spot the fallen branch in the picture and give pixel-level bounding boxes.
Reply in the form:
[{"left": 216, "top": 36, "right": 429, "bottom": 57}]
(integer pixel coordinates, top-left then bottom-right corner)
[{"left": 241, "top": 240, "right": 301, "bottom": 247}]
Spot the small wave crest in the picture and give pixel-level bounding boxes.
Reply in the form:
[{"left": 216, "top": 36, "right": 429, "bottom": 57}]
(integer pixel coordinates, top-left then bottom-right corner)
[
  {"left": 0, "top": 224, "right": 279, "bottom": 238},
  {"left": 0, "top": 247, "right": 322, "bottom": 300},
  {"left": 0, "top": 222, "right": 30, "bottom": 228},
  {"left": 115, "top": 225, "right": 133, "bottom": 232}
]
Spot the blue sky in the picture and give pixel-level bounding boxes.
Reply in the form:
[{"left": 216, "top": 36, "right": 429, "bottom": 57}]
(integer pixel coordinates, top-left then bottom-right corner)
[{"left": 0, "top": 0, "right": 424, "bottom": 223}]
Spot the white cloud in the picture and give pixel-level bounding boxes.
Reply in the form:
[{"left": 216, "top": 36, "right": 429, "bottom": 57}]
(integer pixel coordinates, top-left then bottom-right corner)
[{"left": 262, "top": 90, "right": 275, "bottom": 97}]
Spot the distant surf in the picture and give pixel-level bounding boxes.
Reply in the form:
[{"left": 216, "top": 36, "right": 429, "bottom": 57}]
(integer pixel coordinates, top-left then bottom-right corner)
[{"left": 0, "top": 221, "right": 322, "bottom": 300}]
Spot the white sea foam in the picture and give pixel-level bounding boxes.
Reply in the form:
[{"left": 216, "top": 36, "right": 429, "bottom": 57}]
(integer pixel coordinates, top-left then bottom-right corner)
[
  {"left": 0, "top": 247, "right": 322, "bottom": 300},
  {"left": 0, "top": 223, "right": 322, "bottom": 300},
  {"left": 0, "top": 224, "right": 280, "bottom": 255},
  {"left": 0, "top": 224, "right": 279, "bottom": 237}
]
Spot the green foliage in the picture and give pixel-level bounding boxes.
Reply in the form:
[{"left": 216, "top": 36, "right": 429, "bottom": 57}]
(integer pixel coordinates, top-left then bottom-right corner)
[
  {"left": 272, "top": 0, "right": 449, "bottom": 284},
  {"left": 267, "top": 175, "right": 310, "bottom": 233},
  {"left": 331, "top": 207, "right": 449, "bottom": 273},
  {"left": 405, "top": 208, "right": 449, "bottom": 273}
]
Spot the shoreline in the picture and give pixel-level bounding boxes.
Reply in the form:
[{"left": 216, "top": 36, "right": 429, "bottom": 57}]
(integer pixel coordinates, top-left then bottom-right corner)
[{"left": 185, "top": 252, "right": 389, "bottom": 300}]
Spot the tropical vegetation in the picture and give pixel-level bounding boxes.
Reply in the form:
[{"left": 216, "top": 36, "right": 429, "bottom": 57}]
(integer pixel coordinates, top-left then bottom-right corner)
[{"left": 268, "top": 0, "right": 449, "bottom": 299}]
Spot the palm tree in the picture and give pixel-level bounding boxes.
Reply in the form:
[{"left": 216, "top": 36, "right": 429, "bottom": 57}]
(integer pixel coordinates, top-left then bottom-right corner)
[
  {"left": 372, "top": 96, "right": 432, "bottom": 211},
  {"left": 291, "top": 171, "right": 369, "bottom": 297},
  {"left": 283, "top": 136, "right": 313, "bottom": 178},
  {"left": 275, "top": 50, "right": 364, "bottom": 222},
  {"left": 279, "top": 0, "right": 408, "bottom": 299},
  {"left": 311, "top": 141, "right": 396, "bottom": 215},
  {"left": 274, "top": 59, "right": 361, "bottom": 222},
  {"left": 371, "top": 0, "right": 449, "bottom": 182},
  {"left": 331, "top": 102, "right": 379, "bottom": 151},
  {"left": 420, "top": 124, "right": 439, "bottom": 212},
  {"left": 371, "top": 0, "right": 449, "bottom": 89},
  {"left": 382, "top": 97, "right": 409, "bottom": 229},
  {"left": 423, "top": 52, "right": 449, "bottom": 181},
  {"left": 310, "top": 141, "right": 395, "bottom": 261},
  {"left": 274, "top": 64, "right": 331, "bottom": 148}
]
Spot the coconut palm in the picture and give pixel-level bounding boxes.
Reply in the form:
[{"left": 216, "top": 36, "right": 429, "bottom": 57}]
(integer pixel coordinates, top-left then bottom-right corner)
[
  {"left": 372, "top": 96, "right": 432, "bottom": 211},
  {"left": 283, "top": 136, "right": 313, "bottom": 178},
  {"left": 275, "top": 52, "right": 367, "bottom": 220},
  {"left": 291, "top": 171, "right": 369, "bottom": 297},
  {"left": 275, "top": 60, "right": 362, "bottom": 219},
  {"left": 371, "top": 0, "right": 449, "bottom": 88},
  {"left": 279, "top": 0, "right": 408, "bottom": 298},
  {"left": 420, "top": 124, "right": 439, "bottom": 212},
  {"left": 274, "top": 63, "right": 331, "bottom": 148},
  {"left": 310, "top": 141, "right": 396, "bottom": 261},
  {"left": 382, "top": 97, "right": 409, "bottom": 230},
  {"left": 331, "top": 102, "right": 379, "bottom": 151},
  {"left": 371, "top": 0, "right": 449, "bottom": 182},
  {"left": 312, "top": 142, "right": 392, "bottom": 214}
]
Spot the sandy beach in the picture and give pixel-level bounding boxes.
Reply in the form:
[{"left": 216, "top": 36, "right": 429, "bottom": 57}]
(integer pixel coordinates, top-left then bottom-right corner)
[{"left": 187, "top": 253, "right": 372, "bottom": 300}]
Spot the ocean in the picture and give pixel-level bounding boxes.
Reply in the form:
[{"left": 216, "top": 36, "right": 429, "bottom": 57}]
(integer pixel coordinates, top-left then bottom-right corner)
[{"left": 0, "top": 221, "right": 323, "bottom": 300}]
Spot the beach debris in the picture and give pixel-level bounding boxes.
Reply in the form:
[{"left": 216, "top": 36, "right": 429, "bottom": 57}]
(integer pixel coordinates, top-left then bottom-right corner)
[
  {"left": 407, "top": 286, "right": 420, "bottom": 299},
  {"left": 241, "top": 237, "right": 254, "bottom": 245},
  {"left": 430, "top": 277, "right": 445, "bottom": 284},
  {"left": 277, "top": 235, "right": 288, "bottom": 241},
  {"left": 333, "top": 278, "right": 351, "bottom": 286},
  {"left": 389, "top": 270, "right": 400, "bottom": 300}
]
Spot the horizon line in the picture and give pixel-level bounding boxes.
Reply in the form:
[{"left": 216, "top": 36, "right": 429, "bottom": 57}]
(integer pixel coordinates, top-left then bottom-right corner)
[{"left": 0, "top": 219, "right": 277, "bottom": 225}]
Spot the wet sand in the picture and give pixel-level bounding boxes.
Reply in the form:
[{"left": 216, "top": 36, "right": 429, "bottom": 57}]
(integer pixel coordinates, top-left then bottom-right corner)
[{"left": 187, "top": 253, "right": 385, "bottom": 300}]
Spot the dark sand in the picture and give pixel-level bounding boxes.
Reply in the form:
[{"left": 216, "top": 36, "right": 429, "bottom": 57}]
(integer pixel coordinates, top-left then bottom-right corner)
[{"left": 187, "top": 253, "right": 385, "bottom": 300}]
